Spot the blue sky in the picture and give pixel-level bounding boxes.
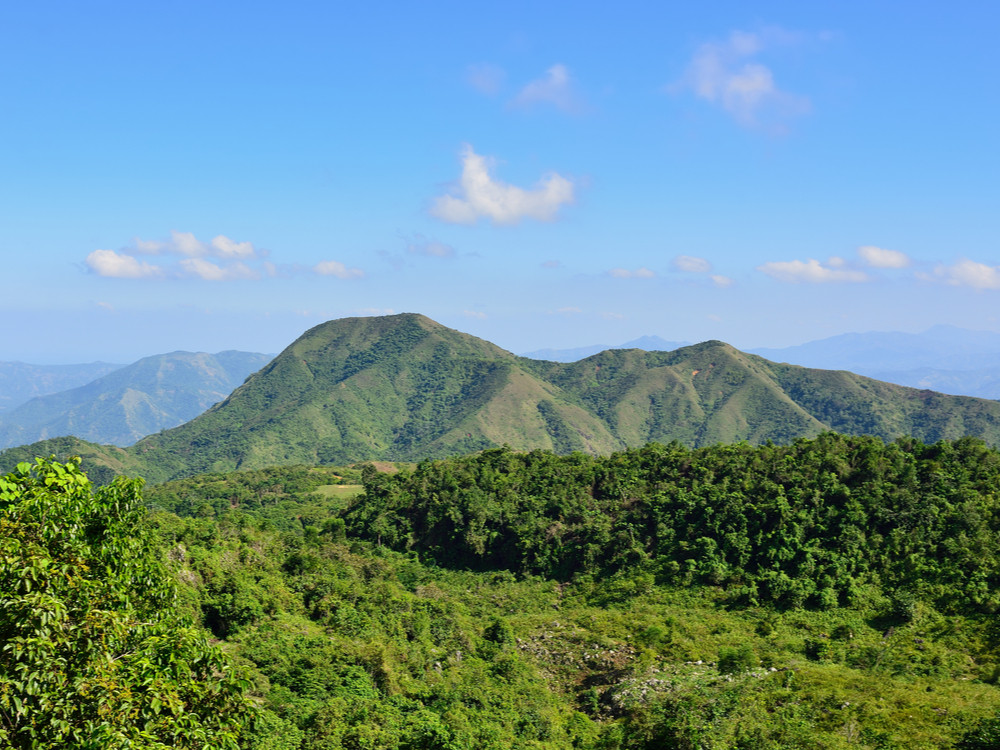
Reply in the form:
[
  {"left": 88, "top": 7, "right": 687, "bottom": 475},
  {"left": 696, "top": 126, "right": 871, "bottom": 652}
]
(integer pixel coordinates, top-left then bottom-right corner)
[{"left": 2, "top": 1, "right": 998, "bottom": 363}]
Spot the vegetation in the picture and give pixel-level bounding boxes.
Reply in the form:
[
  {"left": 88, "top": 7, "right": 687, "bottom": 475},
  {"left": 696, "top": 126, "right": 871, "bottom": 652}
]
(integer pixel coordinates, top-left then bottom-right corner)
[
  {"left": 348, "top": 435, "right": 1000, "bottom": 614},
  {"left": 0, "top": 458, "right": 255, "bottom": 748},
  {"left": 8, "top": 432, "right": 1000, "bottom": 747}
]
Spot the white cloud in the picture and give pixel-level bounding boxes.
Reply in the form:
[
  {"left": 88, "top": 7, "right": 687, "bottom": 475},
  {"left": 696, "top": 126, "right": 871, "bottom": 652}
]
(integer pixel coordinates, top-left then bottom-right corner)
[
  {"left": 510, "top": 64, "right": 581, "bottom": 113},
  {"left": 466, "top": 63, "right": 506, "bottom": 96},
  {"left": 211, "top": 235, "right": 257, "bottom": 259},
  {"left": 711, "top": 274, "right": 734, "bottom": 287},
  {"left": 431, "top": 144, "right": 574, "bottom": 225},
  {"left": 674, "top": 28, "right": 810, "bottom": 129},
  {"left": 858, "top": 245, "right": 910, "bottom": 268},
  {"left": 462, "top": 310, "right": 487, "bottom": 319},
  {"left": 180, "top": 257, "right": 259, "bottom": 281},
  {"left": 85, "top": 249, "right": 164, "bottom": 279},
  {"left": 314, "top": 260, "right": 364, "bottom": 279},
  {"left": 171, "top": 231, "right": 206, "bottom": 257},
  {"left": 673, "top": 255, "right": 712, "bottom": 273},
  {"left": 608, "top": 267, "right": 655, "bottom": 279},
  {"left": 85, "top": 231, "right": 269, "bottom": 281},
  {"left": 934, "top": 259, "right": 1000, "bottom": 290},
  {"left": 127, "top": 230, "right": 260, "bottom": 259},
  {"left": 601, "top": 311, "right": 625, "bottom": 320},
  {"left": 556, "top": 306, "right": 583, "bottom": 314},
  {"left": 757, "top": 258, "right": 869, "bottom": 283},
  {"left": 407, "top": 236, "right": 455, "bottom": 258}
]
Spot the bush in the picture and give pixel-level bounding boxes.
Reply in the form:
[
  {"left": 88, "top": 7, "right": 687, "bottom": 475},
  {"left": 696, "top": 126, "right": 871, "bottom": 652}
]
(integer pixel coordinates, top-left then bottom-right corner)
[{"left": 718, "top": 643, "right": 757, "bottom": 674}]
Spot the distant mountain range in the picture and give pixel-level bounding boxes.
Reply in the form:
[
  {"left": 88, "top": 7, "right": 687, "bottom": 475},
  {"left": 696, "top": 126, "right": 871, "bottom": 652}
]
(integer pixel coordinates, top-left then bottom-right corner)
[
  {"left": 0, "top": 351, "right": 272, "bottom": 449},
  {"left": 0, "top": 361, "right": 125, "bottom": 413},
  {"left": 4, "top": 313, "right": 1000, "bottom": 485}
]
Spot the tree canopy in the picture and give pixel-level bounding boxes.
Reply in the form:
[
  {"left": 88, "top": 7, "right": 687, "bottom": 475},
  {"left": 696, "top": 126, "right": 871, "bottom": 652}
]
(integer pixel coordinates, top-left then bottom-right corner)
[{"left": 0, "top": 457, "right": 255, "bottom": 749}]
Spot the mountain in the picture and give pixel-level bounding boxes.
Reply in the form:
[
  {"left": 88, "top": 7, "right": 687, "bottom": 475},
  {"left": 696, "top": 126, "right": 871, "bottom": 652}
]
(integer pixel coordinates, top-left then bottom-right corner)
[
  {"left": 750, "top": 326, "right": 1000, "bottom": 398},
  {"left": 0, "top": 351, "right": 272, "bottom": 449},
  {"left": 862, "top": 366, "right": 1000, "bottom": 400},
  {"left": 0, "top": 361, "right": 124, "bottom": 412},
  {"left": 522, "top": 335, "right": 689, "bottom": 362},
  {"left": 5, "top": 313, "right": 1000, "bottom": 483},
  {"left": 124, "top": 314, "right": 621, "bottom": 481}
]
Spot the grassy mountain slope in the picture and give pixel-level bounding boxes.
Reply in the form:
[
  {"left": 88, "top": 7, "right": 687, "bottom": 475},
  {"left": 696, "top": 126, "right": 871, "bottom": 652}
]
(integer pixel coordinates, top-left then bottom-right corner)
[
  {"left": 530, "top": 342, "right": 829, "bottom": 446},
  {"left": 0, "top": 350, "right": 272, "bottom": 448},
  {"left": 127, "top": 314, "right": 616, "bottom": 481},
  {"left": 6, "top": 313, "right": 1000, "bottom": 483}
]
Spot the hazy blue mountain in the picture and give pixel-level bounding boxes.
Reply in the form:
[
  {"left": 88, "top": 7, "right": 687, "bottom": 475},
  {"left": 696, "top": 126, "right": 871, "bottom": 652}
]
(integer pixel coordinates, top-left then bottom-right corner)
[
  {"left": 750, "top": 326, "right": 1000, "bottom": 399},
  {"left": 0, "top": 361, "right": 125, "bottom": 413},
  {"left": 861, "top": 367, "right": 1000, "bottom": 400},
  {"left": 0, "top": 350, "right": 272, "bottom": 448},
  {"left": 522, "top": 335, "right": 690, "bottom": 362},
  {"left": 750, "top": 326, "right": 1000, "bottom": 372}
]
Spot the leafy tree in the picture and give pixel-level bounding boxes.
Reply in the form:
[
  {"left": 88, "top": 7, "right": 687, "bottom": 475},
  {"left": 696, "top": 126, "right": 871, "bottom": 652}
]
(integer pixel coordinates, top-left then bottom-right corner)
[{"left": 0, "top": 457, "right": 255, "bottom": 748}]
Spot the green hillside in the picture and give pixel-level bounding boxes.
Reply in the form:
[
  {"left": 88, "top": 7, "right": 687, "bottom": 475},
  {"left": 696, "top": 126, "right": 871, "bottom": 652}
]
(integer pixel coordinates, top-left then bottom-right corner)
[
  {"left": 4, "top": 313, "right": 1000, "bottom": 483},
  {"left": 124, "top": 314, "right": 619, "bottom": 481}
]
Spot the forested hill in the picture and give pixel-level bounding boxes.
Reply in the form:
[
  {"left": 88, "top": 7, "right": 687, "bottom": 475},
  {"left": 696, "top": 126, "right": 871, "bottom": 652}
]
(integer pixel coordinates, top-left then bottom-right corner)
[{"left": 5, "top": 312, "right": 1000, "bottom": 483}]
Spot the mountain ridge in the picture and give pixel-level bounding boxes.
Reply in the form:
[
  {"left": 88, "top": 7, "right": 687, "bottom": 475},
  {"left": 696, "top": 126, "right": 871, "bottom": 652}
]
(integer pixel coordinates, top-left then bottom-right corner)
[{"left": 5, "top": 313, "right": 1000, "bottom": 484}]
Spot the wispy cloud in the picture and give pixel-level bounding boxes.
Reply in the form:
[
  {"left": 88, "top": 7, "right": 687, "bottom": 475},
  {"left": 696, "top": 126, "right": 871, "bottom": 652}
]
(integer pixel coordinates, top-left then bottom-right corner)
[
  {"left": 858, "top": 245, "right": 911, "bottom": 268},
  {"left": 462, "top": 309, "right": 487, "bottom": 319},
  {"left": 673, "top": 28, "right": 810, "bottom": 130},
  {"left": 85, "top": 231, "right": 266, "bottom": 281},
  {"left": 607, "top": 267, "right": 655, "bottom": 279},
  {"left": 85, "top": 230, "right": 368, "bottom": 282},
  {"left": 933, "top": 259, "right": 1000, "bottom": 290},
  {"left": 85, "top": 249, "right": 165, "bottom": 279},
  {"left": 759, "top": 244, "right": 915, "bottom": 283},
  {"left": 465, "top": 63, "right": 506, "bottom": 96},
  {"left": 130, "top": 230, "right": 260, "bottom": 259},
  {"left": 314, "top": 260, "right": 364, "bottom": 279},
  {"left": 180, "top": 257, "right": 259, "bottom": 281},
  {"left": 757, "top": 258, "right": 869, "bottom": 283},
  {"left": 510, "top": 64, "right": 583, "bottom": 113},
  {"left": 673, "top": 255, "right": 713, "bottom": 273},
  {"left": 672, "top": 254, "right": 733, "bottom": 286},
  {"left": 431, "top": 144, "right": 574, "bottom": 225},
  {"left": 406, "top": 235, "right": 456, "bottom": 258}
]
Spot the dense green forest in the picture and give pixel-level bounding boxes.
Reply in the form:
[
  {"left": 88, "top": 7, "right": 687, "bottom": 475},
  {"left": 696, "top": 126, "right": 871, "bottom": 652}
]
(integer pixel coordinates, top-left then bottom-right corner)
[{"left": 6, "top": 435, "right": 1000, "bottom": 747}]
